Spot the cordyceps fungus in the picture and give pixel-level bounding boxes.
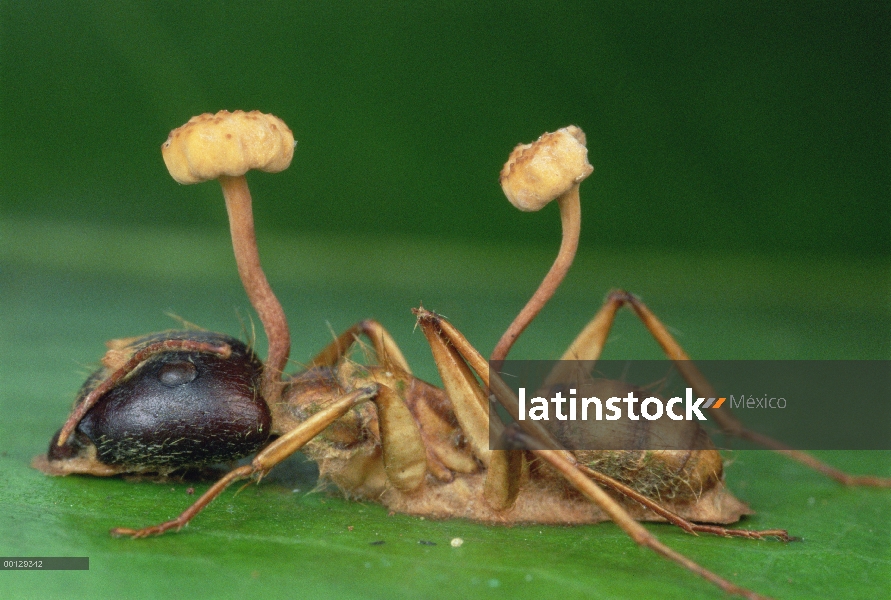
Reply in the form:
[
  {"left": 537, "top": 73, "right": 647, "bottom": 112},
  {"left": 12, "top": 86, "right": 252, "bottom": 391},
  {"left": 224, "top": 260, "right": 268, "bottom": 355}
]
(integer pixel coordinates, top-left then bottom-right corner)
[
  {"left": 490, "top": 125, "right": 593, "bottom": 363},
  {"left": 161, "top": 110, "right": 296, "bottom": 405}
]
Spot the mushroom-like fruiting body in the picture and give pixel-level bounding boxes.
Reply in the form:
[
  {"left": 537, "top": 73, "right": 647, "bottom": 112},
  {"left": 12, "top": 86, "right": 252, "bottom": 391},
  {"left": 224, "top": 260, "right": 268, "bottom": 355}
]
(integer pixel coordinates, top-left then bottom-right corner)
[
  {"left": 491, "top": 125, "right": 593, "bottom": 363},
  {"left": 162, "top": 110, "right": 294, "bottom": 184},
  {"left": 500, "top": 125, "right": 593, "bottom": 212},
  {"left": 162, "top": 110, "right": 295, "bottom": 403}
]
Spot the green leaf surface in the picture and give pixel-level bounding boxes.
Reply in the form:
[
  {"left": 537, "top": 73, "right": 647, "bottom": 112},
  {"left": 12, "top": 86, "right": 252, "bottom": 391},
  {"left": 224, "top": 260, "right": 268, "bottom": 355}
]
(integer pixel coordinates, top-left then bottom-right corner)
[{"left": 2, "top": 222, "right": 889, "bottom": 600}]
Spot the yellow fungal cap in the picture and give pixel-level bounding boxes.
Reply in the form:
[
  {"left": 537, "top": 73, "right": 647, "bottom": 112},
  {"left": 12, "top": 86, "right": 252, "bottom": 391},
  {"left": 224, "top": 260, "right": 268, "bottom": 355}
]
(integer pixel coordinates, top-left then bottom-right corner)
[
  {"left": 499, "top": 125, "right": 593, "bottom": 211},
  {"left": 162, "top": 110, "right": 295, "bottom": 184}
]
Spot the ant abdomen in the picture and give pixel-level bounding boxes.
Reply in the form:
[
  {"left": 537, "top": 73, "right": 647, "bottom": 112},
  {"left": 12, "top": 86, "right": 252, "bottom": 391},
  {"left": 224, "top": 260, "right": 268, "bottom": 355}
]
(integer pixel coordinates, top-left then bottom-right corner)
[{"left": 47, "top": 331, "right": 271, "bottom": 473}]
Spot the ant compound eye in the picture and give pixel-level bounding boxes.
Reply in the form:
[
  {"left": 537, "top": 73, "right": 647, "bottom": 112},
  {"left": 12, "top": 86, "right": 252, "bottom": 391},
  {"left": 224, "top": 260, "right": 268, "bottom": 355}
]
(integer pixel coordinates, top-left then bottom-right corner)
[{"left": 158, "top": 361, "right": 198, "bottom": 387}]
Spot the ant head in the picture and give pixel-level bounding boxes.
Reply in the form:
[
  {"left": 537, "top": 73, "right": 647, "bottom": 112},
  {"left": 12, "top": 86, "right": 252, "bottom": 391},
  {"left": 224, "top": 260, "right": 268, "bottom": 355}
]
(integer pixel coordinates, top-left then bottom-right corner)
[{"left": 36, "top": 331, "right": 271, "bottom": 476}]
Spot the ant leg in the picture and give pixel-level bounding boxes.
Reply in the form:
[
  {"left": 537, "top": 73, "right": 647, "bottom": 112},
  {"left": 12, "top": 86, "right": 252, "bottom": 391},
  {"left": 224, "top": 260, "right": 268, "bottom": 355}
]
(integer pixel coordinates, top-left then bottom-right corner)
[
  {"left": 360, "top": 374, "right": 429, "bottom": 491},
  {"left": 417, "top": 312, "right": 522, "bottom": 507},
  {"left": 415, "top": 308, "right": 772, "bottom": 600},
  {"left": 307, "top": 321, "right": 431, "bottom": 488},
  {"left": 415, "top": 309, "right": 526, "bottom": 509},
  {"left": 416, "top": 308, "right": 789, "bottom": 539},
  {"left": 540, "top": 291, "right": 624, "bottom": 388},
  {"left": 309, "top": 319, "right": 411, "bottom": 373},
  {"left": 111, "top": 386, "right": 380, "bottom": 538},
  {"left": 612, "top": 291, "right": 891, "bottom": 488}
]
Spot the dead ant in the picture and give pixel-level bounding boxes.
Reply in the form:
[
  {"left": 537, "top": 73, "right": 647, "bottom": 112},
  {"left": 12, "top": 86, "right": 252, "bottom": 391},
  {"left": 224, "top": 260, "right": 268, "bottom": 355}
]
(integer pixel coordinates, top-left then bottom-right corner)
[{"left": 34, "top": 111, "right": 890, "bottom": 600}]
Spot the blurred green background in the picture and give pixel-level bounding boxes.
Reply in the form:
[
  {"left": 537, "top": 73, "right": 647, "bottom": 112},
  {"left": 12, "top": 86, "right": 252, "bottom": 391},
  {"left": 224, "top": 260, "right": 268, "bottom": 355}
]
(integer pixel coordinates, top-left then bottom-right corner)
[
  {"left": 2, "top": 2, "right": 889, "bottom": 600},
  {"left": 3, "top": 1, "right": 888, "bottom": 256}
]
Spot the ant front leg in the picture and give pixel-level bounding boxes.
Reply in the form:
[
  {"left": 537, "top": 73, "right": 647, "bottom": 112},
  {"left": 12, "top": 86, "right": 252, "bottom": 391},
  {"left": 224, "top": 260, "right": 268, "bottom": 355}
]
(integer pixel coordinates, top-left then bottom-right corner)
[
  {"left": 110, "top": 386, "right": 380, "bottom": 538},
  {"left": 572, "top": 291, "right": 891, "bottom": 488},
  {"left": 110, "top": 371, "right": 434, "bottom": 538}
]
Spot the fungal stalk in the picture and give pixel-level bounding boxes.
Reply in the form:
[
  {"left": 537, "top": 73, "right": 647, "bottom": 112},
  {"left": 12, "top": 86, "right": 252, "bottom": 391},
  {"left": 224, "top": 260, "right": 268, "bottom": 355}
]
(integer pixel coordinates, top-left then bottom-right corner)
[
  {"left": 162, "top": 110, "right": 295, "bottom": 403},
  {"left": 491, "top": 125, "right": 593, "bottom": 363}
]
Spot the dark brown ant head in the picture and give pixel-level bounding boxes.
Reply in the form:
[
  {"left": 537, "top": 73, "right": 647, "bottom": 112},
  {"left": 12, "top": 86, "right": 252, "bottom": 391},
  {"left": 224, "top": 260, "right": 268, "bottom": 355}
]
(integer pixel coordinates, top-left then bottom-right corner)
[{"left": 34, "top": 331, "right": 271, "bottom": 477}]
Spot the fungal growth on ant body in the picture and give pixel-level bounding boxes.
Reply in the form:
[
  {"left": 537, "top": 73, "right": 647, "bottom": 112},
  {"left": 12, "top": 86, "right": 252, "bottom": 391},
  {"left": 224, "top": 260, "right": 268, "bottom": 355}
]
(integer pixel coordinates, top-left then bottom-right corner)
[{"left": 35, "top": 111, "right": 891, "bottom": 600}]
